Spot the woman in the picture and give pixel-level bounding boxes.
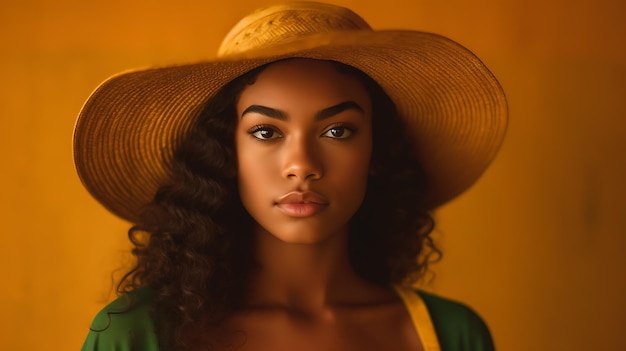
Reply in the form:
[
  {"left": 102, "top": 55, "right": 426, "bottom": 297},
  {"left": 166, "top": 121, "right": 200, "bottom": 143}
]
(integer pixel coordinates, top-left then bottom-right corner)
[{"left": 76, "top": 2, "right": 507, "bottom": 350}]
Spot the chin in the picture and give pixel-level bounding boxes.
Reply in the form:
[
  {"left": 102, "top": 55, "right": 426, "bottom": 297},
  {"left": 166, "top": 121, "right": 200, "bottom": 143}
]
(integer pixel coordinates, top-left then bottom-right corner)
[
  {"left": 273, "top": 230, "right": 334, "bottom": 245},
  {"left": 257, "top": 223, "right": 348, "bottom": 246}
]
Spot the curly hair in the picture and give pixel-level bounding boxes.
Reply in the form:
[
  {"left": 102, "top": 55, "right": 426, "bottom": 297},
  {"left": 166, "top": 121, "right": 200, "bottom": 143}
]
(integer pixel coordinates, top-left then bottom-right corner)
[
  {"left": 118, "top": 59, "right": 440, "bottom": 350},
  {"left": 342, "top": 63, "right": 440, "bottom": 286}
]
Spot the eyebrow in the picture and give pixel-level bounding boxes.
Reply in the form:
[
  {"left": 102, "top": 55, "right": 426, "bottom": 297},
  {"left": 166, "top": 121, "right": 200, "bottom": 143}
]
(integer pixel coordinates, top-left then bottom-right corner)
[{"left": 241, "top": 101, "right": 365, "bottom": 121}]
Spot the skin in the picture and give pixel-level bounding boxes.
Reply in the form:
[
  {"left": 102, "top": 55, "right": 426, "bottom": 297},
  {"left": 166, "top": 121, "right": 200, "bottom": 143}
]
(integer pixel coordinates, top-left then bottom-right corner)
[{"left": 228, "top": 59, "right": 422, "bottom": 351}]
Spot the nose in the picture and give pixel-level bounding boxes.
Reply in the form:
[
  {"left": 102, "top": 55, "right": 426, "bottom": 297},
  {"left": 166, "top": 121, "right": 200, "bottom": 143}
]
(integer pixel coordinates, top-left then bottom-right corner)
[{"left": 282, "top": 135, "right": 323, "bottom": 181}]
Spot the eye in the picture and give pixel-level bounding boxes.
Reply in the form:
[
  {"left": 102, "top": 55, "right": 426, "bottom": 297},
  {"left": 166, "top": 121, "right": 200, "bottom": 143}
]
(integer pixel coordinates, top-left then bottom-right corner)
[
  {"left": 249, "top": 125, "right": 283, "bottom": 140},
  {"left": 322, "top": 126, "right": 353, "bottom": 139}
]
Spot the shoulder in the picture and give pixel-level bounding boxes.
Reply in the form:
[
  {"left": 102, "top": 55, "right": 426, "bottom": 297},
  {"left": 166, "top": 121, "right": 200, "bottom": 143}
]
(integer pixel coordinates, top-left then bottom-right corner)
[
  {"left": 417, "top": 290, "right": 495, "bottom": 351},
  {"left": 81, "top": 287, "right": 159, "bottom": 350}
]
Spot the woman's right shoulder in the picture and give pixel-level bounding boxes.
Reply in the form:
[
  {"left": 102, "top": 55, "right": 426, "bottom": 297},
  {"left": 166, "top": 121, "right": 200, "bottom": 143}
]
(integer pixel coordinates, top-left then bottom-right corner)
[{"left": 81, "top": 286, "right": 159, "bottom": 350}]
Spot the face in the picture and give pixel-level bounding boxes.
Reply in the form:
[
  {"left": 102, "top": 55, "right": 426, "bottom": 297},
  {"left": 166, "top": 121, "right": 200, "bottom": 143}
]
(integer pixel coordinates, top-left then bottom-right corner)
[{"left": 235, "top": 59, "right": 373, "bottom": 244}]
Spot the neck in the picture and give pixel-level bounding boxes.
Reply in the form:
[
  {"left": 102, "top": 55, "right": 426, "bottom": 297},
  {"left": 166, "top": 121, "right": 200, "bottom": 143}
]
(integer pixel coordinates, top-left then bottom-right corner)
[{"left": 246, "top": 224, "right": 388, "bottom": 312}]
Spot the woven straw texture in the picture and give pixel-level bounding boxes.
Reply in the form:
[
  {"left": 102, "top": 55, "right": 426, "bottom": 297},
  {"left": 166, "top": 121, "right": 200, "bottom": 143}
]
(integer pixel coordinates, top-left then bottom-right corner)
[{"left": 73, "top": 2, "right": 507, "bottom": 223}]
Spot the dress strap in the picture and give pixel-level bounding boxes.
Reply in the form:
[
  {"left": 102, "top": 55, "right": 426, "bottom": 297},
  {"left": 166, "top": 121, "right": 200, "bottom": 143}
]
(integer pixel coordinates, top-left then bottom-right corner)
[{"left": 394, "top": 286, "right": 441, "bottom": 351}]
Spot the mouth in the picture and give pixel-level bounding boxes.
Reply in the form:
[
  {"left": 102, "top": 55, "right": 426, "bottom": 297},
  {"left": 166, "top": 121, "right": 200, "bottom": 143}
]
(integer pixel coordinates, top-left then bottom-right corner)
[{"left": 275, "top": 191, "right": 329, "bottom": 217}]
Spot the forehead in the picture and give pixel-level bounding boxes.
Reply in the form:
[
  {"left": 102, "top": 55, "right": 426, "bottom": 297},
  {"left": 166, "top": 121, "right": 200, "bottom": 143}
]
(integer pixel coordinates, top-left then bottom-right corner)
[{"left": 236, "top": 59, "right": 373, "bottom": 114}]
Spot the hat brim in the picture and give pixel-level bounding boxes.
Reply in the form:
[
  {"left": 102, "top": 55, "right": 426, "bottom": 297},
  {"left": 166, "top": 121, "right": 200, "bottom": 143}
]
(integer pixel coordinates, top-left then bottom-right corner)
[{"left": 74, "top": 30, "right": 507, "bottom": 223}]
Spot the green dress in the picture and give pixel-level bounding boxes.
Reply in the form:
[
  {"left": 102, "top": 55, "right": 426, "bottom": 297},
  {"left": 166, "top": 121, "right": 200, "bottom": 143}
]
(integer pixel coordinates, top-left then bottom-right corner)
[{"left": 81, "top": 286, "right": 494, "bottom": 351}]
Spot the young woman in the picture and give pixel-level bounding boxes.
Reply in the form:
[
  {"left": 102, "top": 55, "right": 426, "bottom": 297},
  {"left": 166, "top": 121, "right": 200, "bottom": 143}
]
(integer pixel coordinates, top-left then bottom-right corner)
[{"left": 75, "top": 2, "right": 507, "bottom": 350}]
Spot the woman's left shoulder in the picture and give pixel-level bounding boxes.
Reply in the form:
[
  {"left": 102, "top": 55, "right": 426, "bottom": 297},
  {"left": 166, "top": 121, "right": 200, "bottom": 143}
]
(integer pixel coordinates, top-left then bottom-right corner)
[{"left": 416, "top": 290, "right": 495, "bottom": 351}]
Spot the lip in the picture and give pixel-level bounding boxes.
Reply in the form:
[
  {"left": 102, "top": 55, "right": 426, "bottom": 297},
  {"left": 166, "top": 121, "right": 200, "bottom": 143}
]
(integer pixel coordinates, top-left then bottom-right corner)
[{"left": 275, "top": 191, "right": 329, "bottom": 217}]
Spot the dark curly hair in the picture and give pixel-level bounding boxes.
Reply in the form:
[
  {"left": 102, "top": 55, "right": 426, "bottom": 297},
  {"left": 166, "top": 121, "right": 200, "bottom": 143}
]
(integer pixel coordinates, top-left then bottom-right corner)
[{"left": 118, "top": 59, "right": 440, "bottom": 350}]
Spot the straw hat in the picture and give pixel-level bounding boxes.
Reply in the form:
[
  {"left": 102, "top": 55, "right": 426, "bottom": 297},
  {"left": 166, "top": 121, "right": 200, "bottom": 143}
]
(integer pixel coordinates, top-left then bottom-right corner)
[{"left": 74, "top": 2, "right": 507, "bottom": 223}]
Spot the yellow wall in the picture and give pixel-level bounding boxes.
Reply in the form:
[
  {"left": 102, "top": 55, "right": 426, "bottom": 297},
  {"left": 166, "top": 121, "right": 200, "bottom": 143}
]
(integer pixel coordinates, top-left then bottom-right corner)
[{"left": 1, "top": 0, "right": 624, "bottom": 350}]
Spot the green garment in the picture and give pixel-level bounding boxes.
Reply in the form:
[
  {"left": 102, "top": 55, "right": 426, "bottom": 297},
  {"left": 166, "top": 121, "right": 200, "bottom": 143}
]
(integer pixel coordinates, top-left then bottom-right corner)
[
  {"left": 417, "top": 290, "right": 495, "bottom": 351},
  {"left": 81, "top": 287, "right": 494, "bottom": 350},
  {"left": 81, "top": 288, "right": 157, "bottom": 351}
]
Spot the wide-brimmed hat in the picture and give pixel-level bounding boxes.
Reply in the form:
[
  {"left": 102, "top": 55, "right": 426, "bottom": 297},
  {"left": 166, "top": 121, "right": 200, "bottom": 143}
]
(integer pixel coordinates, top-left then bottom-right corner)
[{"left": 74, "top": 1, "right": 507, "bottom": 223}]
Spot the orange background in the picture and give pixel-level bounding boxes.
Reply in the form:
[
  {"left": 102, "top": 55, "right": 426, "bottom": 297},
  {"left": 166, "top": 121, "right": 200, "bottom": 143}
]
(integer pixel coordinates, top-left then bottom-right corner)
[{"left": 1, "top": 0, "right": 625, "bottom": 350}]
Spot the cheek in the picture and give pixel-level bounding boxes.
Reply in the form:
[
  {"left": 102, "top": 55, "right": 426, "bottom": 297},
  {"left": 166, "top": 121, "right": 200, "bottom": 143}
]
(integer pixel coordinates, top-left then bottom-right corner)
[
  {"left": 237, "top": 149, "right": 257, "bottom": 192},
  {"left": 350, "top": 137, "right": 374, "bottom": 201},
  {"left": 349, "top": 154, "right": 371, "bottom": 196},
  {"left": 236, "top": 137, "right": 279, "bottom": 214},
  {"left": 236, "top": 136, "right": 257, "bottom": 205},
  {"left": 327, "top": 144, "right": 372, "bottom": 200}
]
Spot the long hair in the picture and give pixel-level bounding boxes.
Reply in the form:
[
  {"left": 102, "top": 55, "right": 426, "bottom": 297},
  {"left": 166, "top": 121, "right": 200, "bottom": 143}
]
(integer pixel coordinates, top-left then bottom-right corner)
[
  {"left": 342, "top": 63, "right": 440, "bottom": 286},
  {"left": 118, "top": 59, "right": 439, "bottom": 350}
]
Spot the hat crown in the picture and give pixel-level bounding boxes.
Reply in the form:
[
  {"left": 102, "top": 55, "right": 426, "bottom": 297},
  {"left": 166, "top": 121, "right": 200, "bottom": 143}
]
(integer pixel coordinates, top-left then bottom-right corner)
[{"left": 218, "top": 2, "right": 371, "bottom": 57}]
